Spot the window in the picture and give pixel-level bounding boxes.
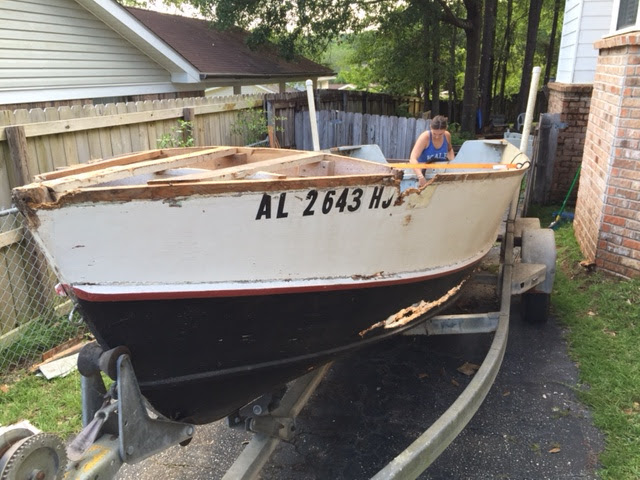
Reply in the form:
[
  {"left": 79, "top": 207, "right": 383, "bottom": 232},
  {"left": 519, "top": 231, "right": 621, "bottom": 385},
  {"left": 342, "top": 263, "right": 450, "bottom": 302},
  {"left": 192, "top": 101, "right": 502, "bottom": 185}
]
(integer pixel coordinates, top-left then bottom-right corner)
[{"left": 617, "top": 0, "right": 639, "bottom": 30}]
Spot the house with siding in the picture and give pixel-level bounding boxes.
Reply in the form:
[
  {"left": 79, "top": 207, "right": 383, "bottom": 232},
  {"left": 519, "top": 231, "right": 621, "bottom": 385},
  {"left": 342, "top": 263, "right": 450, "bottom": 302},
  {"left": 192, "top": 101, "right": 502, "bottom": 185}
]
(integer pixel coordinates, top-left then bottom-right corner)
[
  {"left": 548, "top": 0, "right": 640, "bottom": 278},
  {"left": 0, "top": 0, "right": 333, "bottom": 109}
]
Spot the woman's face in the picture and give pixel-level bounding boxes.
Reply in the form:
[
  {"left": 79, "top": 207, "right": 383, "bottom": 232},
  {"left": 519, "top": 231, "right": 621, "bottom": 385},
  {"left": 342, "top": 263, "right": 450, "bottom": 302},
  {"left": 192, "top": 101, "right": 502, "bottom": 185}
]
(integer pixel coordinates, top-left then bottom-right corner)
[{"left": 431, "top": 128, "right": 445, "bottom": 139}]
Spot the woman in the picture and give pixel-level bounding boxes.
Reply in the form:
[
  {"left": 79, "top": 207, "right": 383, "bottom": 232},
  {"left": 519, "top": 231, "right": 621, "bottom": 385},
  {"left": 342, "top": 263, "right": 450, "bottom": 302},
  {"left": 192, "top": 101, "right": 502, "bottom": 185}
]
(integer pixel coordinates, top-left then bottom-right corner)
[{"left": 409, "top": 115, "right": 455, "bottom": 187}]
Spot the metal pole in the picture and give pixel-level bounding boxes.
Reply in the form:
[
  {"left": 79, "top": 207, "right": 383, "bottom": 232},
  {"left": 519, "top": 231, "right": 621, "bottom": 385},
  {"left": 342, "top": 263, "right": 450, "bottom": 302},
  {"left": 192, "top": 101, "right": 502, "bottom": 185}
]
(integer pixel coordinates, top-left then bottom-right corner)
[
  {"left": 512, "top": 66, "right": 541, "bottom": 222},
  {"left": 519, "top": 66, "right": 541, "bottom": 154},
  {"left": 305, "top": 79, "right": 320, "bottom": 151}
]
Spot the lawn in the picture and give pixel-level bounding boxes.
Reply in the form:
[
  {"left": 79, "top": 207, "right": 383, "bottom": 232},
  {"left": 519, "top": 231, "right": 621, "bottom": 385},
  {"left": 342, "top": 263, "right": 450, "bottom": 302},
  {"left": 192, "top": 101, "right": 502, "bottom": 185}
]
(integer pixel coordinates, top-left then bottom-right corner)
[{"left": 542, "top": 213, "right": 640, "bottom": 480}]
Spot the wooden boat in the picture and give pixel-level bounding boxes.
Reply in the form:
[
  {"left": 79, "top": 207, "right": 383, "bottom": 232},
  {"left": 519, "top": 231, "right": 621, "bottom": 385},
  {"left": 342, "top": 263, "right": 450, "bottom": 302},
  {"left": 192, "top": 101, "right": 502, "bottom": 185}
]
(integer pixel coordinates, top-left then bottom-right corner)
[{"left": 12, "top": 140, "right": 528, "bottom": 425}]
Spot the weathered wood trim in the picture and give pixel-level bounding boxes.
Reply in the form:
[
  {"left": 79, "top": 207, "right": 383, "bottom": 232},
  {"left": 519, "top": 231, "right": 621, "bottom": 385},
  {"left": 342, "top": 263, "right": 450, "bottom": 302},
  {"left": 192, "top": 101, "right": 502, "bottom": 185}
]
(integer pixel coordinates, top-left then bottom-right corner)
[
  {"left": 6, "top": 125, "right": 32, "bottom": 184},
  {"left": 43, "top": 147, "right": 238, "bottom": 192},
  {"left": 48, "top": 174, "right": 401, "bottom": 206}
]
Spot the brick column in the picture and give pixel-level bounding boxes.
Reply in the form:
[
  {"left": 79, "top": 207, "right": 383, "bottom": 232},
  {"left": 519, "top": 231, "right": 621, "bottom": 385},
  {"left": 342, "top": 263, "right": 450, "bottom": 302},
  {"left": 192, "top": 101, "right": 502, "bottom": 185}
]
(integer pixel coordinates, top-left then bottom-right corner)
[
  {"left": 574, "top": 32, "right": 640, "bottom": 278},
  {"left": 546, "top": 83, "right": 592, "bottom": 204}
]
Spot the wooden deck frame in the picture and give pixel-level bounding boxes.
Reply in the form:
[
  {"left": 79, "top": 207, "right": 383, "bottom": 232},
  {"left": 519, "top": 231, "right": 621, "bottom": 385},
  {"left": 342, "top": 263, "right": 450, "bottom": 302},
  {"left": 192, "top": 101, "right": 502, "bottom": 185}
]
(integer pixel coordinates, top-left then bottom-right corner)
[
  {"left": 41, "top": 147, "right": 239, "bottom": 193},
  {"left": 147, "top": 152, "right": 328, "bottom": 185}
]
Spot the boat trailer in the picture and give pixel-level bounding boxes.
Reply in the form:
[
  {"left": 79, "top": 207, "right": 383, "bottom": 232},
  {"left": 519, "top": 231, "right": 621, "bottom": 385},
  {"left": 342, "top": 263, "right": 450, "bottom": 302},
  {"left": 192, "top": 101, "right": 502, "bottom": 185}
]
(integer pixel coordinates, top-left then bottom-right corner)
[{"left": 0, "top": 207, "right": 555, "bottom": 480}]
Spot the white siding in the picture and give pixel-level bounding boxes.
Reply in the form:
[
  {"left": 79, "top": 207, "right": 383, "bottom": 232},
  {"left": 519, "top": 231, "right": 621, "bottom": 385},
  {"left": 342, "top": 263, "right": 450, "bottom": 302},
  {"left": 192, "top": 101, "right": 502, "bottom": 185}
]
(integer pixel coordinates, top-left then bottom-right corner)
[
  {"left": 0, "top": 0, "right": 174, "bottom": 104},
  {"left": 555, "top": 0, "right": 613, "bottom": 84}
]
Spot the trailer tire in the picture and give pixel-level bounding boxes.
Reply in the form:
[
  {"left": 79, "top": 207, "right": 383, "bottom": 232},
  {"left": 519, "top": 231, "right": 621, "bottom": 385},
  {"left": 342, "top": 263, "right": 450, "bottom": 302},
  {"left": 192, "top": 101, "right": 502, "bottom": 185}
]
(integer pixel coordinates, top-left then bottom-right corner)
[{"left": 521, "top": 292, "right": 550, "bottom": 324}]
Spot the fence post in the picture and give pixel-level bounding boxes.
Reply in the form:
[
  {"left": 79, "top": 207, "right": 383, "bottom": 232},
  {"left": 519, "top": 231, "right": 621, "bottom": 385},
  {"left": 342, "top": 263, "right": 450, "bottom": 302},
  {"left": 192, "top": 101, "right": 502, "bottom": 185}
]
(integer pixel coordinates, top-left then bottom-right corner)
[
  {"left": 183, "top": 107, "right": 196, "bottom": 145},
  {"left": 5, "top": 126, "right": 31, "bottom": 186}
]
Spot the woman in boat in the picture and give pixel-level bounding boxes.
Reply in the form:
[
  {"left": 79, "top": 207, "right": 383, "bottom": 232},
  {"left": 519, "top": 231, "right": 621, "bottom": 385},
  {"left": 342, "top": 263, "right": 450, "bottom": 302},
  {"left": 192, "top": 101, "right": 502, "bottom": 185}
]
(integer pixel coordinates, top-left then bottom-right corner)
[{"left": 409, "top": 115, "right": 455, "bottom": 187}]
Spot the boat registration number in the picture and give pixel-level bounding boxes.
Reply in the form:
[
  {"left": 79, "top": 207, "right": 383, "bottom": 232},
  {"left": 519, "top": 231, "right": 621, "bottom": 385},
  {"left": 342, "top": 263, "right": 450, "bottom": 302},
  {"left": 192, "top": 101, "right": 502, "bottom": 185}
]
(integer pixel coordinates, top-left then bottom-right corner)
[{"left": 256, "top": 186, "right": 394, "bottom": 220}]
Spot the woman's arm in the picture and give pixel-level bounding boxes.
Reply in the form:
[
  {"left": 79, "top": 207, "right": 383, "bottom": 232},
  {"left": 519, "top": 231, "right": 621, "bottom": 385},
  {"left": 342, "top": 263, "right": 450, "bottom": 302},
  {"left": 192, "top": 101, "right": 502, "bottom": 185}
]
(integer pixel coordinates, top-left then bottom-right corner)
[
  {"left": 409, "top": 131, "right": 430, "bottom": 186},
  {"left": 445, "top": 131, "right": 455, "bottom": 161}
]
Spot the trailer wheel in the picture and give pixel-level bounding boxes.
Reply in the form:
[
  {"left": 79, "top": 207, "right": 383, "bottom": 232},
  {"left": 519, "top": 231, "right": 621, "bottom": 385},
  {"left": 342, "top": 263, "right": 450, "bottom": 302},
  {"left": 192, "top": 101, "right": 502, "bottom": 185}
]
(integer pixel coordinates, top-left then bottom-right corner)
[{"left": 521, "top": 292, "right": 550, "bottom": 324}]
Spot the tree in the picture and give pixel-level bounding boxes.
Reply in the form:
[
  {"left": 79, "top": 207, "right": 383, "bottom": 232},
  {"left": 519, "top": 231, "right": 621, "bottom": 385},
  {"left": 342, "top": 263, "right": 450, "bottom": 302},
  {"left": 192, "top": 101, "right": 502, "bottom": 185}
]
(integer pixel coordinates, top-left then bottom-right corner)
[
  {"left": 437, "top": 0, "right": 483, "bottom": 133},
  {"left": 516, "top": 0, "right": 544, "bottom": 116},
  {"left": 164, "top": 0, "right": 484, "bottom": 133},
  {"left": 479, "top": 0, "right": 498, "bottom": 129},
  {"left": 159, "top": 0, "right": 563, "bottom": 133},
  {"left": 544, "top": 0, "right": 562, "bottom": 86},
  {"left": 493, "top": 0, "right": 514, "bottom": 114}
]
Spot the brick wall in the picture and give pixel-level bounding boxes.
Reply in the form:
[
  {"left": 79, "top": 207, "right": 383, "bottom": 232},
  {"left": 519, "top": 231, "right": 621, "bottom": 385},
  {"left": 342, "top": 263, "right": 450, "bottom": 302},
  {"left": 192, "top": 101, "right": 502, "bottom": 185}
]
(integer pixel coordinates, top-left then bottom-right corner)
[
  {"left": 546, "top": 83, "right": 592, "bottom": 204},
  {"left": 574, "top": 33, "right": 640, "bottom": 278}
]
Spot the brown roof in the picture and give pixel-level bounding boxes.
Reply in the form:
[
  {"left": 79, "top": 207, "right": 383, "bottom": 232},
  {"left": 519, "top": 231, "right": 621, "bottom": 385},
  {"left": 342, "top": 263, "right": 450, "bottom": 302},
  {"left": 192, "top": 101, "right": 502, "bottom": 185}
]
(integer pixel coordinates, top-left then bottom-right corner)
[{"left": 126, "top": 7, "right": 334, "bottom": 80}]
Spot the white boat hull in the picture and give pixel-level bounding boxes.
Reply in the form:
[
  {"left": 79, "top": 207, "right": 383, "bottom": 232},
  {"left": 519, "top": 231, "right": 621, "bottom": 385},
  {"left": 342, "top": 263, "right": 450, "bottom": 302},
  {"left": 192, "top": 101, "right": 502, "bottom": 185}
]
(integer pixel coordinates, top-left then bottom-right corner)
[{"left": 13, "top": 141, "right": 528, "bottom": 423}]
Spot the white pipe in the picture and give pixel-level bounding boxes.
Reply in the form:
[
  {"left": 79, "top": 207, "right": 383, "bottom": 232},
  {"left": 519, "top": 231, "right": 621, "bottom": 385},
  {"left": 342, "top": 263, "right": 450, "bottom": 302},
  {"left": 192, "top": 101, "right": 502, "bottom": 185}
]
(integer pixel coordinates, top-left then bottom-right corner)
[
  {"left": 305, "top": 79, "right": 320, "bottom": 151},
  {"left": 520, "top": 66, "right": 541, "bottom": 154}
]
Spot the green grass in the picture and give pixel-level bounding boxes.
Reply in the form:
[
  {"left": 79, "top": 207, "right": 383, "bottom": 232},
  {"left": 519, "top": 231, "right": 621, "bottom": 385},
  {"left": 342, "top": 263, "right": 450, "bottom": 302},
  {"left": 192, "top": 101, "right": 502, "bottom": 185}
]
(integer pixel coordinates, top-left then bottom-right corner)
[
  {"left": 0, "top": 371, "right": 82, "bottom": 440},
  {"left": 1, "top": 207, "right": 640, "bottom": 478},
  {"left": 532, "top": 205, "right": 640, "bottom": 480}
]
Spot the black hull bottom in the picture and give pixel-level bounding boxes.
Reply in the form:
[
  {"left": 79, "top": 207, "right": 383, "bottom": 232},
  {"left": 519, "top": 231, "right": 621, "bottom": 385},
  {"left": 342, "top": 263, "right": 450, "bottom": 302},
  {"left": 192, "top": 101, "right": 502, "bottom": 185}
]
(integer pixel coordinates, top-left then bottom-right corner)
[{"left": 79, "top": 268, "right": 474, "bottom": 424}]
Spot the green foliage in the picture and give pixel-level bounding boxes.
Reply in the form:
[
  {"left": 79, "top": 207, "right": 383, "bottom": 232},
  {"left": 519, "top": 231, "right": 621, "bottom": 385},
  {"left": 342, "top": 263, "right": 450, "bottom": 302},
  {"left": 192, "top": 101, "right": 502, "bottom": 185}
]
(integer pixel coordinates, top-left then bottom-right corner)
[
  {"left": 156, "top": 120, "right": 194, "bottom": 148},
  {"left": 230, "top": 108, "right": 285, "bottom": 146},
  {"left": 116, "top": 0, "right": 150, "bottom": 6},
  {"left": 448, "top": 122, "right": 475, "bottom": 145}
]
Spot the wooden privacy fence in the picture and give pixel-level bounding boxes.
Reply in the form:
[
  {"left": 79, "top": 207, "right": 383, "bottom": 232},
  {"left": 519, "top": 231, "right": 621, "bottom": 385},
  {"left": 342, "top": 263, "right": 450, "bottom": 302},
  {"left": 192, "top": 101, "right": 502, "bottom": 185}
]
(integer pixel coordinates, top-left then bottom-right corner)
[
  {"left": 294, "top": 110, "right": 431, "bottom": 159},
  {"left": 265, "top": 90, "right": 423, "bottom": 151}
]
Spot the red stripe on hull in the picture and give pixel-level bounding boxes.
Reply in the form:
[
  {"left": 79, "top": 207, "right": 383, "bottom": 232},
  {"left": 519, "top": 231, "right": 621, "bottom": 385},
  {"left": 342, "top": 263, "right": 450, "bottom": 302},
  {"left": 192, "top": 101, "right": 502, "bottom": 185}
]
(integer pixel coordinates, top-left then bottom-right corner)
[{"left": 69, "top": 259, "right": 482, "bottom": 302}]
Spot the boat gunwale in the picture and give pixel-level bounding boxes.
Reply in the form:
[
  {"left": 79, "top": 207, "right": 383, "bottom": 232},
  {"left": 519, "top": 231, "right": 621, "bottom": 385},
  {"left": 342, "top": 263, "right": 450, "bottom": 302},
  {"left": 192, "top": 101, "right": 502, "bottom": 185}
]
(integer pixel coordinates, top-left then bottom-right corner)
[{"left": 14, "top": 167, "right": 525, "bottom": 209}]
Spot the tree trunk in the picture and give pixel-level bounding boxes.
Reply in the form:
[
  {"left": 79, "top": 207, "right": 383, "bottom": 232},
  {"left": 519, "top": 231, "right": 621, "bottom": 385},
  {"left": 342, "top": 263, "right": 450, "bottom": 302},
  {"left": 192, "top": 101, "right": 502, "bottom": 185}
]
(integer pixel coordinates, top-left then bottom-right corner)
[
  {"left": 423, "top": 81, "right": 431, "bottom": 112},
  {"left": 460, "top": 0, "right": 483, "bottom": 134},
  {"left": 544, "top": 0, "right": 562, "bottom": 85},
  {"left": 479, "top": 0, "right": 497, "bottom": 128},
  {"left": 517, "top": 0, "right": 544, "bottom": 116},
  {"left": 498, "top": 0, "right": 513, "bottom": 114},
  {"left": 422, "top": 11, "right": 432, "bottom": 114},
  {"left": 431, "top": 19, "right": 441, "bottom": 116},
  {"left": 448, "top": 25, "right": 457, "bottom": 123}
]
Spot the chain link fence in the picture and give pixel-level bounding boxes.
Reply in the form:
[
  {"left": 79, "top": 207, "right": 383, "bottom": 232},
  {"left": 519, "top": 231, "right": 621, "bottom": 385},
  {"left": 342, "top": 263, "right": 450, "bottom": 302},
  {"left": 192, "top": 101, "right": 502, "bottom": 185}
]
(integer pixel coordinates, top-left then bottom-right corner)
[{"left": 0, "top": 208, "right": 83, "bottom": 379}]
